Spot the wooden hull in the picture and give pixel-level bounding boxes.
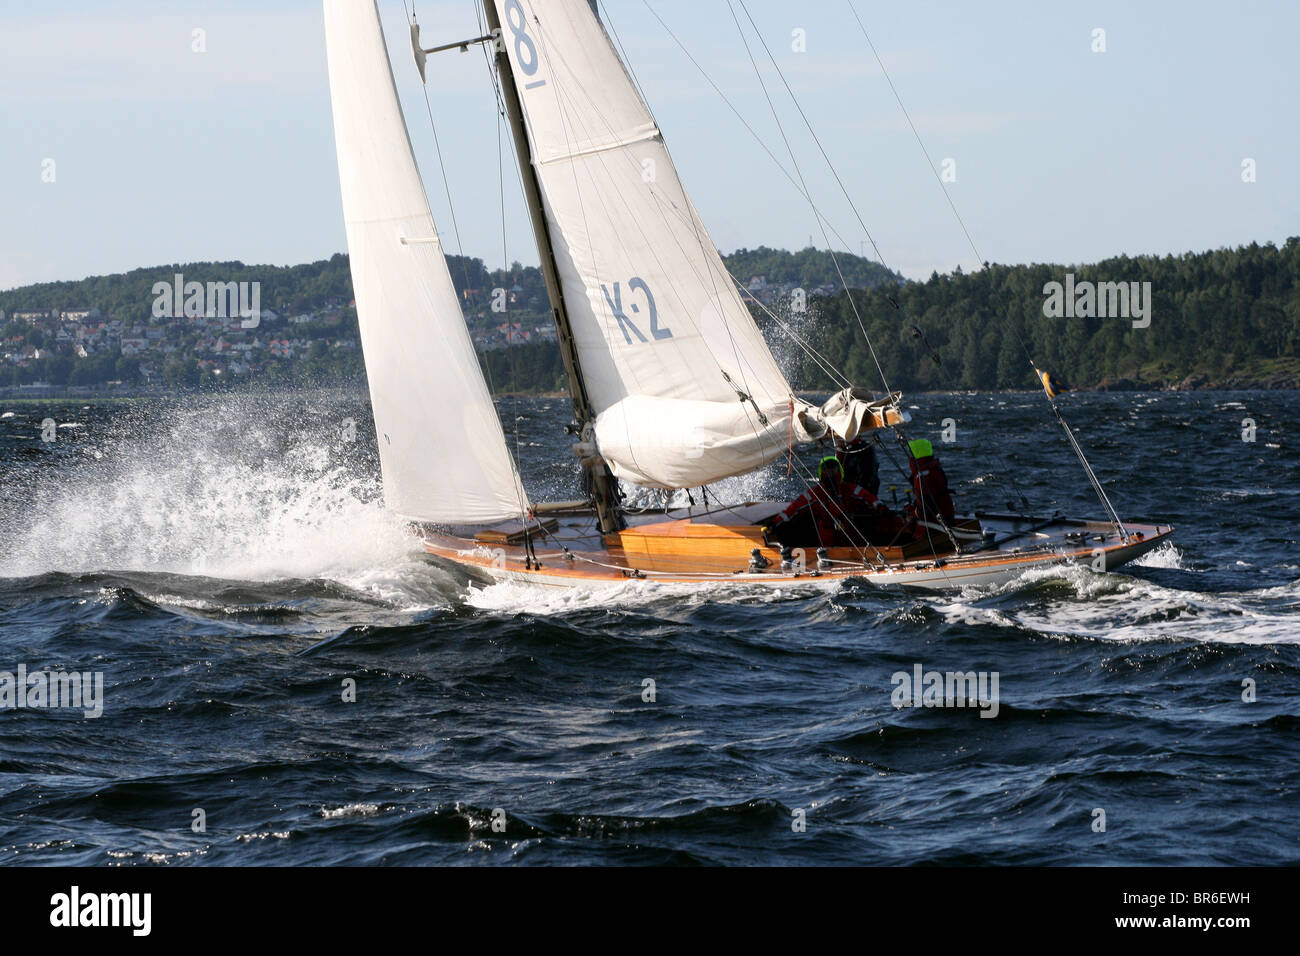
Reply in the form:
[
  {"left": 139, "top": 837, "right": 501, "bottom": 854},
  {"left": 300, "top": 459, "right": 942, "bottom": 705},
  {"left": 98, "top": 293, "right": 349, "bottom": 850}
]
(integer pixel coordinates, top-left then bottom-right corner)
[{"left": 417, "top": 503, "right": 1174, "bottom": 592}]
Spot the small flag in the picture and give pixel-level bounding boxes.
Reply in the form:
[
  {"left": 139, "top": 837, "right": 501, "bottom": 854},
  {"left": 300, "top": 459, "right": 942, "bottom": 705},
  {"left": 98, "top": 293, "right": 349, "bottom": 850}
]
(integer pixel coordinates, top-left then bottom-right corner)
[{"left": 1039, "top": 369, "right": 1069, "bottom": 400}]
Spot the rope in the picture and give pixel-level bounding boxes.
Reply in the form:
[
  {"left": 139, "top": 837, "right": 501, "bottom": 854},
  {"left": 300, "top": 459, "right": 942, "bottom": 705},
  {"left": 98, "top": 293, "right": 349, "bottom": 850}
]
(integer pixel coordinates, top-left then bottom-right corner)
[
  {"left": 637, "top": 0, "right": 870, "bottom": 392},
  {"left": 786, "top": 398, "right": 795, "bottom": 476},
  {"left": 726, "top": 0, "right": 894, "bottom": 396},
  {"left": 839, "top": 1, "right": 1131, "bottom": 544},
  {"left": 403, "top": 3, "right": 476, "bottom": 308},
  {"left": 844, "top": 1, "right": 984, "bottom": 270}
]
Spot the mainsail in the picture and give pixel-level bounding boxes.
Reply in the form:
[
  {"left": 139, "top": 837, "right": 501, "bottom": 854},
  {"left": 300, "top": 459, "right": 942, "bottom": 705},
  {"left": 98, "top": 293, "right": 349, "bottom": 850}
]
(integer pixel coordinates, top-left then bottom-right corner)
[
  {"left": 489, "top": 0, "right": 887, "bottom": 489},
  {"left": 324, "top": 0, "right": 528, "bottom": 523}
]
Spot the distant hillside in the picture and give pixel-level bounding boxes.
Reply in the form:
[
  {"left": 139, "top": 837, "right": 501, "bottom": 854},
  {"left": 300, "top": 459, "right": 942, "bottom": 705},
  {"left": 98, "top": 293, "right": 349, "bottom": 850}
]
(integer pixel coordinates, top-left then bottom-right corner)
[
  {"left": 725, "top": 245, "right": 899, "bottom": 291},
  {"left": 0, "top": 247, "right": 897, "bottom": 323},
  {"left": 803, "top": 239, "right": 1300, "bottom": 392},
  {"left": 0, "top": 247, "right": 897, "bottom": 393},
  {"left": 3, "top": 241, "right": 1296, "bottom": 394}
]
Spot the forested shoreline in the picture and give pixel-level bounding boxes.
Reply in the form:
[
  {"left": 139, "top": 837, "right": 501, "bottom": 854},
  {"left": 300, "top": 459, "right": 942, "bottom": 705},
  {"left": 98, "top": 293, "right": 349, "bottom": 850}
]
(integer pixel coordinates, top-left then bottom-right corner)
[
  {"left": 799, "top": 238, "right": 1300, "bottom": 393},
  {"left": 3, "top": 239, "right": 1296, "bottom": 395}
]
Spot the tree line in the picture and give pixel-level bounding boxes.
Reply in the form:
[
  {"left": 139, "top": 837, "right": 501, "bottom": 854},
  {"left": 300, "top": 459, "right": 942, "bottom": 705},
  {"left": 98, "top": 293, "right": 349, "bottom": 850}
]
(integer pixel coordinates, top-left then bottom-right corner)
[
  {"left": 4, "top": 240, "right": 1295, "bottom": 393},
  {"left": 799, "top": 239, "right": 1300, "bottom": 392},
  {"left": 475, "top": 239, "right": 1300, "bottom": 393}
]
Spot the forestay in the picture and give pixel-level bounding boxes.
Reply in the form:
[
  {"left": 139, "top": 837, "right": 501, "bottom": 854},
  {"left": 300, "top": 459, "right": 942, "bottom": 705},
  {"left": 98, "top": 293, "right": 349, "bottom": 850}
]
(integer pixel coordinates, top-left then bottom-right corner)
[{"left": 324, "top": 0, "right": 528, "bottom": 522}]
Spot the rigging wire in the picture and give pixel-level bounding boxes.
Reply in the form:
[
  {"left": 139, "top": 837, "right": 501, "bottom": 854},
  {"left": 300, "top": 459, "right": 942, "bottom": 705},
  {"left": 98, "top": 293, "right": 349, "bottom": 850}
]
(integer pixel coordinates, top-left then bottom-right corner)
[
  {"left": 695, "top": 12, "right": 948, "bottom": 585},
  {"left": 402, "top": 2, "right": 477, "bottom": 310},
  {"left": 844, "top": 1, "right": 983, "bottom": 270},
  {"left": 730, "top": 0, "right": 894, "bottom": 395},
  {"left": 598, "top": 1, "right": 653, "bottom": 111},
  {"left": 713, "top": 2, "right": 996, "bottom": 578},
  {"left": 534, "top": 2, "right": 863, "bottom": 402},
  {"left": 588, "top": 3, "right": 837, "bottom": 426},
  {"left": 637, "top": 0, "right": 861, "bottom": 257},
  {"left": 722, "top": 0, "right": 894, "bottom": 395},
  {"left": 841, "top": 0, "right": 1128, "bottom": 540},
  {"left": 636, "top": 0, "right": 880, "bottom": 392}
]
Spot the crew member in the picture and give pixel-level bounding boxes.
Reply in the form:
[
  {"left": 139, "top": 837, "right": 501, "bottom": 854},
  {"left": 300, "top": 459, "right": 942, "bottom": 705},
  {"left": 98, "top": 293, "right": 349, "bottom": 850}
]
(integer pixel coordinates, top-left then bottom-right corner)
[
  {"left": 835, "top": 436, "right": 880, "bottom": 495},
  {"left": 905, "top": 438, "right": 955, "bottom": 526},
  {"left": 769, "top": 456, "right": 895, "bottom": 548}
]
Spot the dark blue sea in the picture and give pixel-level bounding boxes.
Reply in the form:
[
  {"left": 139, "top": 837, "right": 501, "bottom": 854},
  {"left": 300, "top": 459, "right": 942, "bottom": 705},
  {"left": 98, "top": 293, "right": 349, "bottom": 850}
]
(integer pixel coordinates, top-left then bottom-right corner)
[{"left": 0, "top": 390, "right": 1296, "bottom": 865}]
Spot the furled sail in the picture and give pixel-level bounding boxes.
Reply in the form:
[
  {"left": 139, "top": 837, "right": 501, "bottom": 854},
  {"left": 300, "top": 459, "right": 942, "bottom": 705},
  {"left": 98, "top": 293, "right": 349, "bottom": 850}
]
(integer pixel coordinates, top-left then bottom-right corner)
[
  {"left": 324, "top": 0, "right": 528, "bottom": 523},
  {"left": 490, "top": 0, "right": 862, "bottom": 489}
]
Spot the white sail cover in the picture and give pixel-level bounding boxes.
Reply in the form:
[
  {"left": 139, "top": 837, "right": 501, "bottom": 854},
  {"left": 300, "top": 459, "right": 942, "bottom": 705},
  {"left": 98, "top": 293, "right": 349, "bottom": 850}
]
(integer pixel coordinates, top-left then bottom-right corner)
[
  {"left": 493, "top": 0, "right": 823, "bottom": 488},
  {"left": 324, "top": 0, "right": 529, "bottom": 523}
]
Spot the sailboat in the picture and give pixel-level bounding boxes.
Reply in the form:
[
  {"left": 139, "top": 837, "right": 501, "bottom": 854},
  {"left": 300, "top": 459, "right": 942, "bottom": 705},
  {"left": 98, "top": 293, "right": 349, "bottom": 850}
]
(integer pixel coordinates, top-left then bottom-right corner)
[{"left": 322, "top": 0, "right": 1172, "bottom": 590}]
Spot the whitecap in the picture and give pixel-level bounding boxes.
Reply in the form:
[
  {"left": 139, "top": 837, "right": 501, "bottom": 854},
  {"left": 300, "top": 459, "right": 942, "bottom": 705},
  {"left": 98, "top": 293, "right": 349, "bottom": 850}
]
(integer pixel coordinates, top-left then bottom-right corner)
[{"left": 320, "top": 803, "right": 382, "bottom": 819}]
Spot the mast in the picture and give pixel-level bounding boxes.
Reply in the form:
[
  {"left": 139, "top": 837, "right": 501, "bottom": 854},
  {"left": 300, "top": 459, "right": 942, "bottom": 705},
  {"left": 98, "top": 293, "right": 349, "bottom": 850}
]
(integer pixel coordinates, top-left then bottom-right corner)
[{"left": 482, "top": 0, "right": 623, "bottom": 534}]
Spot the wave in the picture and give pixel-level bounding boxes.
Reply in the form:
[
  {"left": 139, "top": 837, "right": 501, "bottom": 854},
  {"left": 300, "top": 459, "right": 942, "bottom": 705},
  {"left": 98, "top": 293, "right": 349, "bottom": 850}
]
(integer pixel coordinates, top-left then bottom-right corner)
[
  {"left": 463, "top": 574, "right": 839, "bottom": 614},
  {"left": 0, "top": 396, "right": 442, "bottom": 609},
  {"left": 936, "top": 560, "right": 1300, "bottom": 645}
]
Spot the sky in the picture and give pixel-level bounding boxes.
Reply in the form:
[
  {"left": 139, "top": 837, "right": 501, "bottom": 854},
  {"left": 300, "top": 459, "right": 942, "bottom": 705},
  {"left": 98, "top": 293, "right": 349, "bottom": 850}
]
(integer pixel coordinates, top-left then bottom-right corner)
[{"left": 1, "top": 0, "right": 1296, "bottom": 291}]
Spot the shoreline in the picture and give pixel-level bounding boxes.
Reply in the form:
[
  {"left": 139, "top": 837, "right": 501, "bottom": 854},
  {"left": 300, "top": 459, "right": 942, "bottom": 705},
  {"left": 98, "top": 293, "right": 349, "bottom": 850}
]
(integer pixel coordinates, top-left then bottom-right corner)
[{"left": 1, "top": 383, "right": 1296, "bottom": 404}]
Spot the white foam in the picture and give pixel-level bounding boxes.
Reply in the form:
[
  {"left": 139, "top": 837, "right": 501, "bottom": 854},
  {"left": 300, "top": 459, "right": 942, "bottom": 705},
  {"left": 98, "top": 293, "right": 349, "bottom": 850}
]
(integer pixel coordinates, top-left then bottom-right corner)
[
  {"left": 930, "top": 601, "right": 1021, "bottom": 630},
  {"left": 320, "top": 803, "right": 381, "bottom": 819},
  {"left": 1132, "top": 541, "right": 1185, "bottom": 569},
  {"left": 463, "top": 574, "right": 836, "bottom": 614},
  {"left": 966, "top": 561, "right": 1300, "bottom": 646},
  {"left": 0, "top": 396, "right": 438, "bottom": 608}
]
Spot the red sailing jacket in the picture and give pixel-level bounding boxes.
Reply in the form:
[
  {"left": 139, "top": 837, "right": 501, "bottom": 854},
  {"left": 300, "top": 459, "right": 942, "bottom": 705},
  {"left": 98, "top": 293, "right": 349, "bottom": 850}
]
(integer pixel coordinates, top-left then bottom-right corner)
[
  {"left": 772, "top": 481, "right": 891, "bottom": 547},
  {"left": 908, "top": 455, "right": 956, "bottom": 522}
]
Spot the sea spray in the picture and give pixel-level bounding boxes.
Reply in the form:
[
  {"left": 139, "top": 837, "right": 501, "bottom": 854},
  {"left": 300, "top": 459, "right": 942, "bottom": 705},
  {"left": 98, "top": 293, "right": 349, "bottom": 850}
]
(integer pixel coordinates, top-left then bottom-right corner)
[{"left": 0, "top": 393, "right": 417, "bottom": 591}]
